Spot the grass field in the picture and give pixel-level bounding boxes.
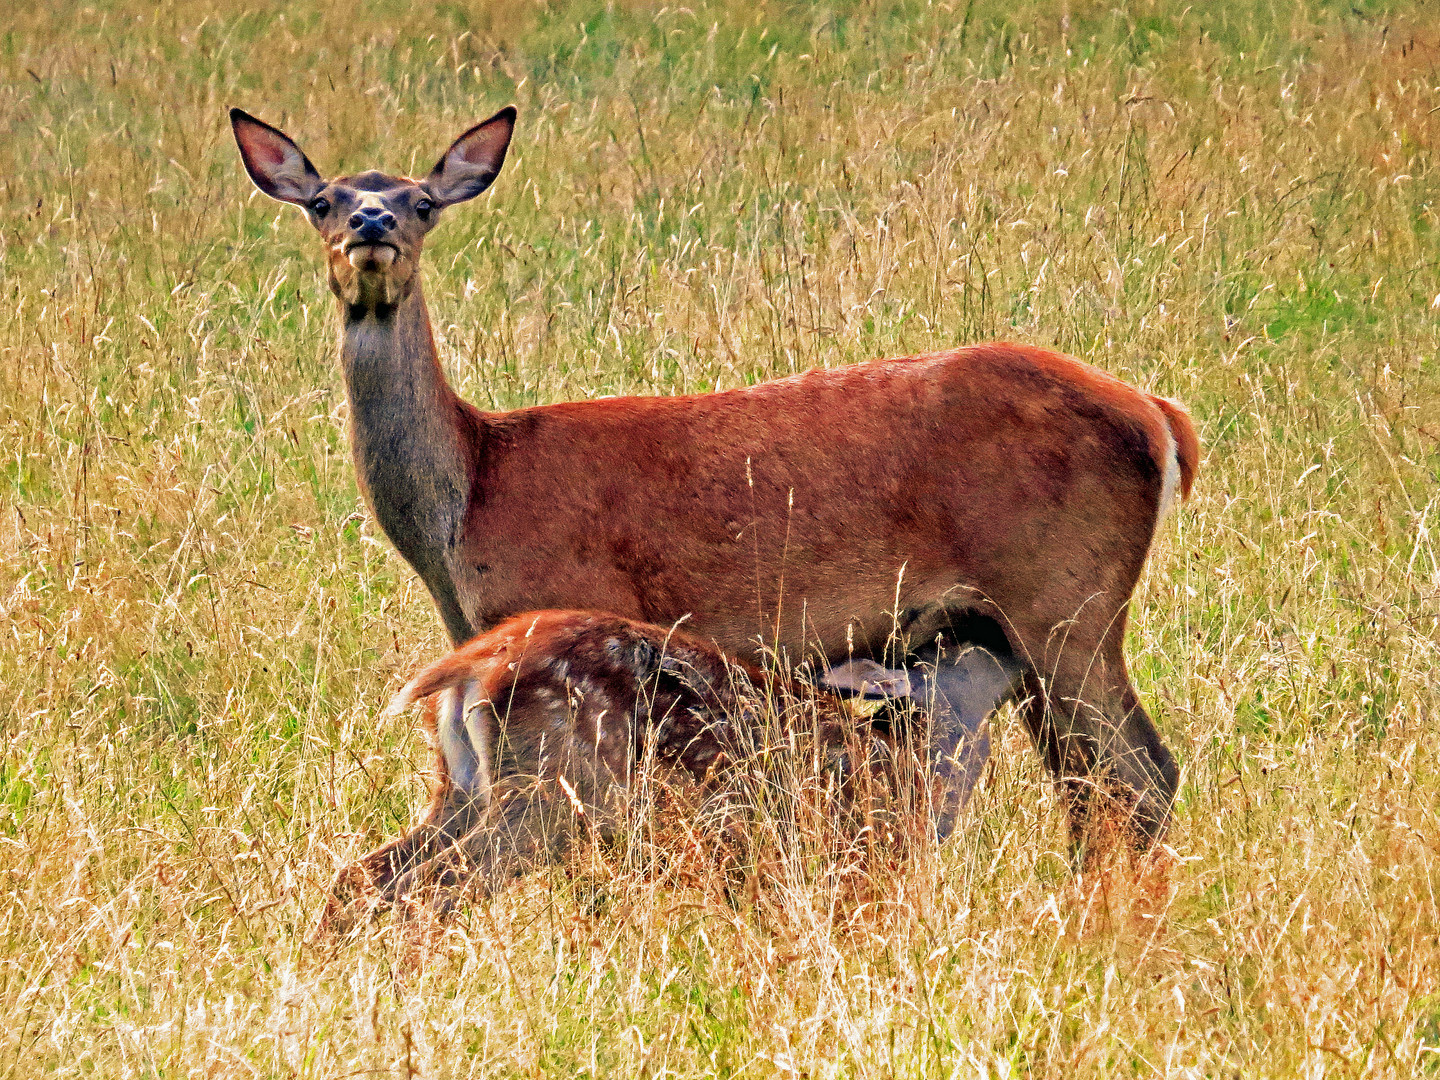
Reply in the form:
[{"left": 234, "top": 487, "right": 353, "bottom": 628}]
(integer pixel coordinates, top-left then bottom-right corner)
[{"left": 2, "top": 0, "right": 1439, "bottom": 1075}]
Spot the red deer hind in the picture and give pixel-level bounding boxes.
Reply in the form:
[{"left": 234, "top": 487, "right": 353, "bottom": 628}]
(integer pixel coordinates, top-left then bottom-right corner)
[{"left": 231, "top": 105, "right": 1199, "bottom": 847}]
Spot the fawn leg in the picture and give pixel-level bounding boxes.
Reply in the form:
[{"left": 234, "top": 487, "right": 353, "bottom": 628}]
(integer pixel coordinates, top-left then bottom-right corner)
[
  {"left": 386, "top": 776, "right": 603, "bottom": 915},
  {"left": 313, "top": 791, "right": 488, "bottom": 938},
  {"left": 314, "top": 684, "right": 493, "bottom": 937}
]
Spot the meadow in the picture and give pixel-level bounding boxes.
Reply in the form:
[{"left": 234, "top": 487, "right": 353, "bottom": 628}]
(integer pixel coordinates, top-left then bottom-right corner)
[{"left": 2, "top": 0, "right": 1439, "bottom": 1075}]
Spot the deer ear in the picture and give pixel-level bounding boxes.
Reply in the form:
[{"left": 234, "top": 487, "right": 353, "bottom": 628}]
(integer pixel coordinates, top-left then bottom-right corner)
[
  {"left": 425, "top": 106, "right": 516, "bottom": 207},
  {"left": 230, "top": 108, "right": 323, "bottom": 206},
  {"left": 822, "top": 659, "right": 915, "bottom": 699}
]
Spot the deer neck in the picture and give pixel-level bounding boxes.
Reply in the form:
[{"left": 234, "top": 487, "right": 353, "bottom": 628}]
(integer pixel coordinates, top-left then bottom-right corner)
[{"left": 339, "top": 286, "right": 476, "bottom": 642}]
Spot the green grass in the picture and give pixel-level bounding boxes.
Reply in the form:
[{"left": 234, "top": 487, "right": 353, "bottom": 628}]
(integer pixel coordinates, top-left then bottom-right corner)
[{"left": 2, "top": 0, "right": 1439, "bottom": 1075}]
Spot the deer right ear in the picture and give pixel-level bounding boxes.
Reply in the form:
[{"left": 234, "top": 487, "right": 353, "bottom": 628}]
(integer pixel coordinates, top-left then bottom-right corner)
[
  {"left": 425, "top": 106, "right": 516, "bottom": 207},
  {"left": 230, "top": 108, "right": 323, "bottom": 206}
]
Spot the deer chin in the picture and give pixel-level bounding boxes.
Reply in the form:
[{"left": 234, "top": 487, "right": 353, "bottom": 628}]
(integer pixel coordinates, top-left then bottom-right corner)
[{"left": 329, "top": 250, "right": 415, "bottom": 310}]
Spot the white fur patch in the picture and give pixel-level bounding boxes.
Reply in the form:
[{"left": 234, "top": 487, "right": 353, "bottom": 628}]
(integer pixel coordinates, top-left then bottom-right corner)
[
  {"left": 1156, "top": 420, "right": 1181, "bottom": 523},
  {"left": 460, "top": 680, "right": 493, "bottom": 805},
  {"left": 437, "top": 683, "right": 483, "bottom": 797},
  {"left": 347, "top": 244, "right": 396, "bottom": 271}
]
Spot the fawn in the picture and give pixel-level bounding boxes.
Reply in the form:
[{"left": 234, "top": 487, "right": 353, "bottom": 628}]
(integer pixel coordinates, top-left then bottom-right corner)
[{"left": 315, "top": 610, "right": 1020, "bottom": 933}]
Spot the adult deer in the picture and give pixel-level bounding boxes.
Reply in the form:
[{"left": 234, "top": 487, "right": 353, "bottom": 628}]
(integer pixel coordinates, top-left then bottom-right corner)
[
  {"left": 231, "top": 106, "right": 1198, "bottom": 846},
  {"left": 315, "top": 609, "right": 1017, "bottom": 933}
]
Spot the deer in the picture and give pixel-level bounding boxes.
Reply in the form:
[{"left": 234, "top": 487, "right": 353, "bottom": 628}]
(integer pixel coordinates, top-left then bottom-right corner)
[
  {"left": 230, "top": 105, "right": 1199, "bottom": 852},
  {"left": 314, "top": 609, "right": 1020, "bottom": 934}
]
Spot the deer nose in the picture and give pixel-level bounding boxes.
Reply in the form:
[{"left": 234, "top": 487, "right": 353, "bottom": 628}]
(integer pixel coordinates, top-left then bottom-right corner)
[{"left": 348, "top": 206, "right": 396, "bottom": 240}]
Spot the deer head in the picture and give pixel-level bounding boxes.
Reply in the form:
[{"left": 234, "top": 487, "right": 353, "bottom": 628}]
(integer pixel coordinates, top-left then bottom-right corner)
[{"left": 229, "top": 106, "right": 516, "bottom": 312}]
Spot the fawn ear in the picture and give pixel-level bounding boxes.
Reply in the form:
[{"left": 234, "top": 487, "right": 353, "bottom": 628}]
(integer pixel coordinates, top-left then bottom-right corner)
[
  {"left": 822, "top": 659, "right": 915, "bottom": 699},
  {"left": 230, "top": 108, "right": 323, "bottom": 206},
  {"left": 426, "top": 106, "right": 516, "bottom": 207}
]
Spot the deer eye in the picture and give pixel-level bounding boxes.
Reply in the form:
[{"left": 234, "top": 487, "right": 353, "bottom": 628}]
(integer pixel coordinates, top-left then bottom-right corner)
[
  {"left": 308, "top": 196, "right": 330, "bottom": 217},
  {"left": 415, "top": 198, "right": 435, "bottom": 221}
]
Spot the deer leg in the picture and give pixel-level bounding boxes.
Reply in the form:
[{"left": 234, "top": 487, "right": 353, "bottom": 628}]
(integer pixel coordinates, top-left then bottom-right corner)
[
  {"left": 313, "top": 786, "right": 489, "bottom": 939},
  {"left": 824, "top": 648, "right": 1018, "bottom": 841},
  {"left": 922, "top": 647, "right": 1020, "bottom": 840},
  {"left": 1016, "top": 622, "right": 1178, "bottom": 854},
  {"left": 386, "top": 772, "right": 616, "bottom": 916},
  {"left": 314, "top": 683, "right": 494, "bottom": 938}
]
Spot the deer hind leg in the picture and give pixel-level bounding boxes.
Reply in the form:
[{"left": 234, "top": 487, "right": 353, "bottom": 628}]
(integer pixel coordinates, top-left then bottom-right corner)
[
  {"left": 386, "top": 722, "right": 630, "bottom": 917},
  {"left": 384, "top": 773, "right": 601, "bottom": 916},
  {"left": 313, "top": 814, "right": 468, "bottom": 941},
  {"left": 314, "top": 683, "right": 491, "bottom": 938},
  {"left": 1016, "top": 615, "right": 1178, "bottom": 855}
]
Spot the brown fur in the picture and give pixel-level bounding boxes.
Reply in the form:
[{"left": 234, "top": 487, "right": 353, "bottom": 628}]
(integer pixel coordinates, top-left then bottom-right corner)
[
  {"left": 233, "top": 108, "right": 1198, "bottom": 846},
  {"left": 314, "top": 611, "right": 941, "bottom": 934}
]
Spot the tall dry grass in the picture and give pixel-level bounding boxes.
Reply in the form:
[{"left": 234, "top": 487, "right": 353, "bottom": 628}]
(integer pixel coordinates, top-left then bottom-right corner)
[{"left": 0, "top": 0, "right": 1437, "bottom": 1075}]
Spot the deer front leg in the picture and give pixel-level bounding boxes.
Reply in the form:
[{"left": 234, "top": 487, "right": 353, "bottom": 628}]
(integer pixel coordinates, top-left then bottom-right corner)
[
  {"left": 824, "top": 648, "right": 1019, "bottom": 842},
  {"left": 924, "top": 647, "right": 1020, "bottom": 841}
]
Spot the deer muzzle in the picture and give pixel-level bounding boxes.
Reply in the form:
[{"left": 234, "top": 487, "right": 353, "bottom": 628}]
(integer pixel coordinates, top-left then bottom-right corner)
[{"left": 344, "top": 241, "right": 398, "bottom": 271}]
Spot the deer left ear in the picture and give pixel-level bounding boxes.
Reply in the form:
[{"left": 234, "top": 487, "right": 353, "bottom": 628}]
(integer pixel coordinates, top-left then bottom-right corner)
[
  {"left": 425, "top": 106, "right": 516, "bottom": 207},
  {"left": 230, "top": 108, "right": 324, "bottom": 206},
  {"left": 822, "top": 659, "right": 915, "bottom": 699}
]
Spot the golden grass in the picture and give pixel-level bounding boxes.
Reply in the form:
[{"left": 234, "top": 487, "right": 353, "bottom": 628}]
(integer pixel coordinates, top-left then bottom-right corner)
[{"left": 1, "top": 0, "right": 1438, "bottom": 1074}]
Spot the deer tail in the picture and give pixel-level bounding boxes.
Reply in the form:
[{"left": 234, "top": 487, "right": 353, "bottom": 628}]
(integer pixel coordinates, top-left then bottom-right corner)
[
  {"left": 385, "top": 647, "right": 496, "bottom": 718},
  {"left": 1150, "top": 395, "right": 1200, "bottom": 518}
]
